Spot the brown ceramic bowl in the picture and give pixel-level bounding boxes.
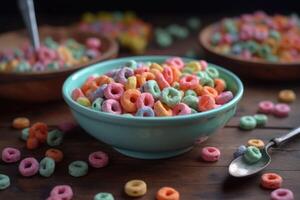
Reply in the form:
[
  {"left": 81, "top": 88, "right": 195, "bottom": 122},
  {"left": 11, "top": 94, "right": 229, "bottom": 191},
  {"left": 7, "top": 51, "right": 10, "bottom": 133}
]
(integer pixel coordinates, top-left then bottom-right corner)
[
  {"left": 199, "top": 23, "right": 300, "bottom": 81},
  {"left": 0, "top": 26, "right": 119, "bottom": 102}
]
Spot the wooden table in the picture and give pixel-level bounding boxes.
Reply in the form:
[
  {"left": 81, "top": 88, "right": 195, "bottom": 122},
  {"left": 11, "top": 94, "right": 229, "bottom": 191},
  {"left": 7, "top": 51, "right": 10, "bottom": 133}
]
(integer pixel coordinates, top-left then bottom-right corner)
[{"left": 1, "top": 33, "right": 300, "bottom": 200}]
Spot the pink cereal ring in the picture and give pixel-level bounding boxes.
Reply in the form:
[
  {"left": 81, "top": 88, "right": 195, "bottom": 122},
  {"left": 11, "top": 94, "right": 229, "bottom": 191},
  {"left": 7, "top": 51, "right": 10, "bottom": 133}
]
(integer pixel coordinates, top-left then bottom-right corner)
[
  {"left": 199, "top": 60, "right": 208, "bottom": 71},
  {"left": 156, "top": 72, "right": 170, "bottom": 90},
  {"left": 201, "top": 147, "right": 221, "bottom": 162},
  {"left": 216, "top": 91, "right": 233, "bottom": 105},
  {"left": 162, "top": 66, "right": 174, "bottom": 84},
  {"left": 86, "top": 37, "right": 101, "bottom": 49},
  {"left": 50, "top": 185, "right": 73, "bottom": 200},
  {"left": 166, "top": 57, "right": 184, "bottom": 70},
  {"left": 179, "top": 75, "right": 199, "bottom": 90},
  {"left": 136, "top": 93, "right": 155, "bottom": 109},
  {"left": 19, "top": 157, "right": 39, "bottom": 177},
  {"left": 104, "top": 83, "right": 124, "bottom": 100},
  {"left": 1, "top": 147, "right": 21, "bottom": 163},
  {"left": 102, "top": 99, "right": 122, "bottom": 114},
  {"left": 271, "top": 188, "right": 294, "bottom": 200},
  {"left": 258, "top": 100, "right": 274, "bottom": 114},
  {"left": 88, "top": 151, "right": 109, "bottom": 168},
  {"left": 273, "top": 103, "right": 290, "bottom": 118},
  {"left": 134, "top": 66, "right": 149, "bottom": 75},
  {"left": 173, "top": 103, "right": 191, "bottom": 116},
  {"left": 71, "top": 88, "right": 84, "bottom": 101}
]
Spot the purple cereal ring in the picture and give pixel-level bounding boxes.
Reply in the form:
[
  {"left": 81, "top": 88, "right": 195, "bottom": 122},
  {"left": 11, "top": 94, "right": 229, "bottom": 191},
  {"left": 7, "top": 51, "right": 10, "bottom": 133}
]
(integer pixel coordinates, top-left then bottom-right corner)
[
  {"left": 258, "top": 100, "right": 274, "bottom": 114},
  {"left": 19, "top": 157, "right": 39, "bottom": 177},
  {"left": 90, "top": 84, "right": 107, "bottom": 102},
  {"left": 32, "top": 62, "right": 46, "bottom": 72},
  {"left": 86, "top": 37, "right": 101, "bottom": 49},
  {"left": 50, "top": 185, "right": 73, "bottom": 200},
  {"left": 172, "top": 103, "right": 191, "bottom": 116},
  {"left": 71, "top": 88, "right": 84, "bottom": 101},
  {"left": 273, "top": 103, "right": 290, "bottom": 118},
  {"left": 271, "top": 188, "right": 294, "bottom": 200},
  {"left": 105, "top": 69, "right": 119, "bottom": 77},
  {"left": 88, "top": 151, "right": 109, "bottom": 168},
  {"left": 102, "top": 99, "right": 122, "bottom": 114},
  {"left": 136, "top": 93, "right": 155, "bottom": 109},
  {"left": 104, "top": 83, "right": 124, "bottom": 100},
  {"left": 216, "top": 91, "right": 233, "bottom": 105},
  {"left": 115, "top": 67, "right": 134, "bottom": 84},
  {"left": 1, "top": 147, "right": 21, "bottom": 163}
]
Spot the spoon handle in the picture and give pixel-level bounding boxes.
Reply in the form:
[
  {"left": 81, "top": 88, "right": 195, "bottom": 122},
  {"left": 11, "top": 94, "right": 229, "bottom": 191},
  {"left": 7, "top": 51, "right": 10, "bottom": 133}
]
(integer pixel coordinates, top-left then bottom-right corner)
[{"left": 271, "top": 126, "right": 300, "bottom": 147}]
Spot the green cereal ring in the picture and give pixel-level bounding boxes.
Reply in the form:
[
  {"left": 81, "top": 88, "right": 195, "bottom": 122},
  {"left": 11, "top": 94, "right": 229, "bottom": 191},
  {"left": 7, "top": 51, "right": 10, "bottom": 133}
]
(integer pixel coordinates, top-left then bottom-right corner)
[
  {"left": 155, "top": 29, "right": 173, "bottom": 47},
  {"left": 182, "top": 95, "right": 198, "bottom": 110},
  {"left": 244, "top": 40, "right": 259, "bottom": 54},
  {"left": 187, "top": 17, "right": 201, "bottom": 30},
  {"left": 122, "top": 113, "right": 133, "bottom": 117},
  {"left": 243, "top": 146, "right": 262, "bottom": 164},
  {"left": 21, "top": 128, "right": 29, "bottom": 141},
  {"left": 190, "top": 108, "right": 198, "bottom": 114},
  {"left": 206, "top": 67, "right": 219, "bottom": 79},
  {"left": 143, "top": 80, "right": 161, "bottom": 99},
  {"left": 211, "top": 32, "right": 222, "bottom": 45},
  {"left": 72, "top": 49, "right": 85, "bottom": 59},
  {"left": 47, "top": 129, "right": 64, "bottom": 147},
  {"left": 173, "top": 27, "right": 189, "bottom": 39},
  {"left": 125, "top": 60, "right": 138, "bottom": 69},
  {"left": 69, "top": 161, "right": 88, "bottom": 177},
  {"left": 184, "top": 90, "right": 197, "bottom": 97},
  {"left": 44, "top": 37, "right": 58, "bottom": 49},
  {"left": 258, "top": 44, "right": 272, "bottom": 58},
  {"left": 160, "top": 87, "right": 182, "bottom": 107},
  {"left": 47, "top": 62, "right": 60, "bottom": 70},
  {"left": 92, "top": 98, "right": 104, "bottom": 111},
  {"left": 39, "top": 157, "right": 55, "bottom": 177},
  {"left": 0, "top": 174, "right": 10, "bottom": 190},
  {"left": 94, "top": 192, "right": 115, "bottom": 200},
  {"left": 269, "top": 30, "right": 281, "bottom": 41},
  {"left": 223, "top": 19, "right": 237, "bottom": 34},
  {"left": 239, "top": 116, "right": 257, "bottom": 130},
  {"left": 254, "top": 114, "right": 268, "bottom": 126},
  {"left": 195, "top": 71, "right": 214, "bottom": 87},
  {"left": 266, "top": 55, "right": 278, "bottom": 62},
  {"left": 16, "top": 61, "right": 31, "bottom": 72}
]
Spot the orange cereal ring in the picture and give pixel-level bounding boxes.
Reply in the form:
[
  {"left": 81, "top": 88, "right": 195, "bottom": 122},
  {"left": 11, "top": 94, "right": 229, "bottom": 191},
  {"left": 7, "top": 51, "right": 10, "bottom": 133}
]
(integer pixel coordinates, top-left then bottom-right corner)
[
  {"left": 120, "top": 89, "right": 141, "bottom": 113},
  {"left": 81, "top": 81, "right": 98, "bottom": 94},
  {"left": 45, "top": 148, "right": 64, "bottom": 163},
  {"left": 214, "top": 78, "right": 226, "bottom": 94},
  {"left": 200, "top": 86, "right": 218, "bottom": 98},
  {"left": 156, "top": 187, "right": 180, "bottom": 200},
  {"left": 155, "top": 72, "right": 170, "bottom": 90},
  {"left": 26, "top": 137, "right": 39, "bottom": 150},
  {"left": 154, "top": 101, "right": 172, "bottom": 117},
  {"left": 162, "top": 66, "right": 174, "bottom": 84},
  {"left": 12, "top": 117, "right": 30, "bottom": 129},
  {"left": 29, "top": 122, "right": 48, "bottom": 143},
  {"left": 150, "top": 63, "right": 163, "bottom": 72},
  {"left": 140, "top": 72, "right": 155, "bottom": 85},
  {"left": 194, "top": 84, "right": 203, "bottom": 96},
  {"left": 261, "top": 173, "right": 282, "bottom": 189},
  {"left": 95, "top": 75, "right": 114, "bottom": 87},
  {"left": 198, "top": 95, "right": 216, "bottom": 112},
  {"left": 169, "top": 65, "right": 181, "bottom": 83}
]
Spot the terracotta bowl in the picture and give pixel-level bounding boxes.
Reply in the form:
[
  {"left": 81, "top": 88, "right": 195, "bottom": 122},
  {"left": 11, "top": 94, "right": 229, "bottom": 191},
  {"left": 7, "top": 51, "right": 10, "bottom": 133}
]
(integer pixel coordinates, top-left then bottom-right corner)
[
  {"left": 199, "top": 23, "right": 300, "bottom": 81},
  {"left": 0, "top": 26, "right": 119, "bottom": 102}
]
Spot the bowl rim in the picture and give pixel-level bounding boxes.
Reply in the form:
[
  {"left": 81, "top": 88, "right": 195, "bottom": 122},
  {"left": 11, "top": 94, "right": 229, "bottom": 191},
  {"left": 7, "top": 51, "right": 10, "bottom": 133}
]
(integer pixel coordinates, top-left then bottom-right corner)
[
  {"left": 199, "top": 23, "right": 300, "bottom": 67},
  {"left": 62, "top": 55, "right": 244, "bottom": 122}
]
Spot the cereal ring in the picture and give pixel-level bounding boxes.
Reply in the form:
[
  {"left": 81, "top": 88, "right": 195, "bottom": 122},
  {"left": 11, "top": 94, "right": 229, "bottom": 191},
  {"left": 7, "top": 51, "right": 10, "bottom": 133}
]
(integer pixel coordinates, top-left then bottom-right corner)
[
  {"left": 90, "top": 84, "right": 107, "bottom": 102},
  {"left": 136, "top": 106, "right": 155, "bottom": 117},
  {"left": 184, "top": 90, "right": 197, "bottom": 97},
  {"left": 162, "top": 66, "right": 174, "bottom": 84},
  {"left": 39, "top": 157, "right": 55, "bottom": 177},
  {"left": 201, "top": 146, "right": 221, "bottom": 162},
  {"left": 243, "top": 146, "right": 262, "bottom": 164},
  {"left": 26, "top": 137, "right": 39, "bottom": 150},
  {"left": 124, "top": 60, "right": 138, "bottom": 70},
  {"left": 115, "top": 67, "right": 134, "bottom": 85},
  {"left": 95, "top": 75, "right": 114, "bottom": 87},
  {"left": 239, "top": 116, "right": 257, "bottom": 130},
  {"left": 273, "top": 103, "right": 290, "bottom": 118},
  {"left": 134, "top": 66, "right": 149, "bottom": 75},
  {"left": 86, "top": 37, "right": 101, "bottom": 49},
  {"left": 233, "top": 145, "right": 247, "bottom": 158},
  {"left": 156, "top": 72, "right": 170, "bottom": 90},
  {"left": 271, "top": 188, "right": 294, "bottom": 200},
  {"left": 150, "top": 63, "right": 163, "bottom": 72},
  {"left": 247, "top": 139, "right": 265, "bottom": 149},
  {"left": 143, "top": 80, "right": 161, "bottom": 99},
  {"left": 254, "top": 114, "right": 268, "bottom": 126},
  {"left": 136, "top": 93, "right": 155, "bottom": 109},
  {"left": 12, "top": 117, "right": 30, "bottom": 129},
  {"left": 1, "top": 147, "right": 21, "bottom": 163},
  {"left": 261, "top": 173, "right": 282, "bottom": 189},
  {"left": 258, "top": 100, "right": 274, "bottom": 114},
  {"left": 104, "top": 83, "right": 124, "bottom": 100},
  {"left": 216, "top": 91, "right": 233, "bottom": 105},
  {"left": 47, "top": 129, "right": 64, "bottom": 147},
  {"left": 102, "top": 99, "right": 122, "bottom": 115},
  {"left": 156, "top": 187, "right": 179, "bottom": 200},
  {"left": 160, "top": 87, "right": 182, "bottom": 107},
  {"left": 0, "top": 174, "right": 10, "bottom": 190},
  {"left": 21, "top": 128, "right": 29, "bottom": 141},
  {"left": 278, "top": 89, "right": 296, "bottom": 103},
  {"left": 198, "top": 95, "right": 215, "bottom": 112},
  {"left": 179, "top": 75, "right": 199, "bottom": 90},
  {"left": 214, "top": 78, "right": 226, "bottom": 94},
  {"left": 206, "top": 66, "right": 219, "bottom": 79},
  {"left": 182, "top": 95, "right": 198, "bottom": 110},
  {"left": 19, "top": 157, "right": 39, "bottom": 177},
  {"left": 120, "top": 89, "right": 141, "bottom": 113},
  {"left": 199, "top": 60, "right": 208, "bottom": 71},
  {"left": 185, "top": 61, "right": 202, "bottom": 72},
  {"left": 71, "top": 88, "right": 84, "bottom": 101},
  {"left": 140, "top": 72, "right": 156, "bottom": 86},
  {"left": 124, "top": 180, "right": 147, "bottom": 197},
  {"left": 77, "top": 97, "right": 91, "bottom": 107},
  {"left": 92, "top": 98, "right": 104, "bottom": 111},
  {"left": 69, "top": 161, "right": 88, "bottom": 177},
  {"left": 194, "top": 84, "right": 203, "bottom": 96},
  {"left": 154, "top": 101, "right": 172, "bottom": 117},
  {"left": 94, "top": 192, "right": 114, "bottom": 200},
  {"left": 50, "top": 185, "right": 73, "bottom": 200},
  {"left": 166, "top": 57, "right": 184, "bottom": 70},
  {"left": 200, "top": 86, "right": 218, "bottom": 98},
  {"left": 88, "top": 151, "right": 109, "bottom": 168},
  {"left": 172, "top": 103, "right": 191, "bottom": 116},
  {"left": 169, "top": 65, "right": 181, "bottom": 83},
  {"left": 125, "top": 76, "right": 137, "bottom": 90},
  {"left": 45, "top": 149, "right": 64, "bottom": 163}
]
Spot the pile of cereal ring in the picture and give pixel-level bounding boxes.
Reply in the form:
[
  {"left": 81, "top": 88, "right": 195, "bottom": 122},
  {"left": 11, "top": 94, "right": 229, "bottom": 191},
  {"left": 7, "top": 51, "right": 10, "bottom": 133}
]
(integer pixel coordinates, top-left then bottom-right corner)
[
  {"left": 78, "top": 11, "right": 152, "bottom": 54},
  {"left": 71, "top": 57, "right": 234, "bottom": 117},
  {"left": 0, "top": 37, "right": 102, "bottom": 73},
  {"left": 209, "top": 11, "right": 300, "bottom": 62}
]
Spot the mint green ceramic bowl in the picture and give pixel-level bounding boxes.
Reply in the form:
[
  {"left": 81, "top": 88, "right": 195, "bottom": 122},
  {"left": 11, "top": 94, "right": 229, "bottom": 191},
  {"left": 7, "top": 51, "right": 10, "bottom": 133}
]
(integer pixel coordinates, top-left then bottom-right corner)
[{"left": 63, "top": 56, "right": 243, "bottom": 159}]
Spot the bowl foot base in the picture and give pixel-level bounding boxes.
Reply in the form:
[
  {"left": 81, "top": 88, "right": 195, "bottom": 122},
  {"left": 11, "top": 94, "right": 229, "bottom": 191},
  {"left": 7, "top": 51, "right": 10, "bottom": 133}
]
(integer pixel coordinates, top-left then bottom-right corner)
[{"left": 113, "top": 146, "right": 193, "bottom": 159}]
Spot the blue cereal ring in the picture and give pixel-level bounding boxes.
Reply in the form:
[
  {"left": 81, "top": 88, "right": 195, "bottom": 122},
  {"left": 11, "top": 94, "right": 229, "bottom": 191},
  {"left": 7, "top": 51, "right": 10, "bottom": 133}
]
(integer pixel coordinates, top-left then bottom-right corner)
[{"left": 136, "top": 106, "right": 155, "bottom": 117}]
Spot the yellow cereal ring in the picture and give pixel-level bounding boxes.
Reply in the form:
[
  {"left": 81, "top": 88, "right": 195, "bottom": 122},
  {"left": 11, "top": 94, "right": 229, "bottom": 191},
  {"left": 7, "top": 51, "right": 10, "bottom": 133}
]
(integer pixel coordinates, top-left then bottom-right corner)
[
  {"left": 247, "top": 139, "right": 265, "bottom": 149},
  {"left": 150, "top": 63, "right": 163, "bottom": 72},
  {"left": 125, "top": 76, "right": 137, "bottom": 90},
  {"left": 278, "top": 89, "right": 296, "bottom": 103},
  {"left": 124, "top": 180, "right": 147, "bottom": 197}
]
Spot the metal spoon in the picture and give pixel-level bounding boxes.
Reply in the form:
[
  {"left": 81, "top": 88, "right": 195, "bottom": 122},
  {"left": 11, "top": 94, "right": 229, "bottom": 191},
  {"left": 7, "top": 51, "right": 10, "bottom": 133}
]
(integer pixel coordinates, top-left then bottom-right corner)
[
  {"left": 18, "top": 0, "right": 40, "bottom": 50},
  {"left": 229, "top": 126, "right": 300, "bottom": 178}
]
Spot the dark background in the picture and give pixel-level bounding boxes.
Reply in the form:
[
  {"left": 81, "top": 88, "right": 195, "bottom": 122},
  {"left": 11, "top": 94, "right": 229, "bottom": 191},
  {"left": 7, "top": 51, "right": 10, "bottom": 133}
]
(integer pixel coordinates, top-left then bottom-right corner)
[{"left": 1, "top": 0, "right": 300, "bottom": 32}]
